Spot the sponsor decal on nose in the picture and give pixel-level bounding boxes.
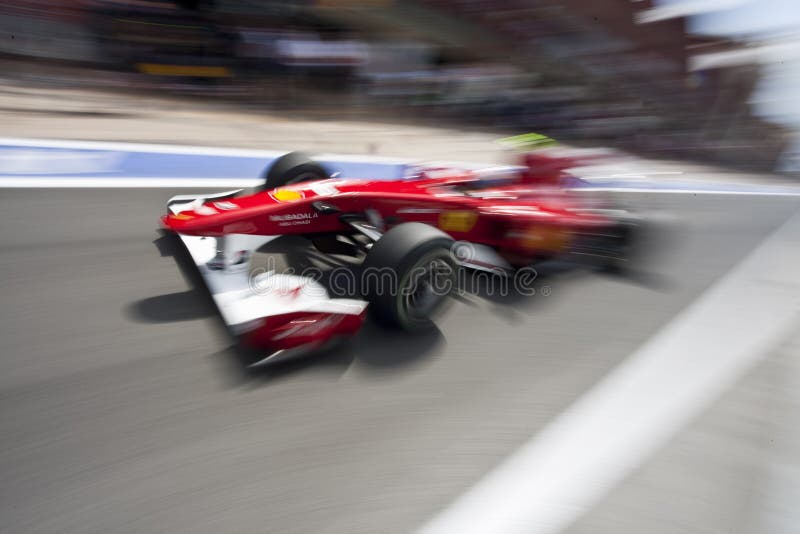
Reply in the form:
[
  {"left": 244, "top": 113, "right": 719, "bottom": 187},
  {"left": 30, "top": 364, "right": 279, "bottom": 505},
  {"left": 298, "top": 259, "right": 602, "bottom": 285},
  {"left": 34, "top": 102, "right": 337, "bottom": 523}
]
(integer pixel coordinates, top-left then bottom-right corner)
[{"left": 270, "top": 189, "right": 305, "bottom": 202}]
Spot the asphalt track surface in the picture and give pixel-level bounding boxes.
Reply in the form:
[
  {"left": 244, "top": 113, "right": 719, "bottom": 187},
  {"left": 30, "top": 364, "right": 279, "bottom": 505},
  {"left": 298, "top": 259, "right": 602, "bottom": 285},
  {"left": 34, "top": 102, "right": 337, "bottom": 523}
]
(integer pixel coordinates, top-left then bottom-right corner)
[{"left": 1, "top": 188, "right": 799, "bottom": 534}]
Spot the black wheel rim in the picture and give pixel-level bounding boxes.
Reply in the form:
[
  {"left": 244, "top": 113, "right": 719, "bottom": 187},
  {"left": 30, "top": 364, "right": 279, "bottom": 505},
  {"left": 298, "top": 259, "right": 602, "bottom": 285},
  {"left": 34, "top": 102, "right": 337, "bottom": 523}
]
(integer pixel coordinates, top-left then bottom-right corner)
[{"left": 400, "top": 255, "right": 454, "bottom": 324}]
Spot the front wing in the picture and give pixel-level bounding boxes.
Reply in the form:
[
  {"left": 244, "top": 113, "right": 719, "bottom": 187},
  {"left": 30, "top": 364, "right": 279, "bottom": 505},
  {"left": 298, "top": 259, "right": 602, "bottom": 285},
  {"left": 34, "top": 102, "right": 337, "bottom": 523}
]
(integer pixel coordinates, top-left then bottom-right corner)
[{"left": 166, "top": 191, "right": 367, "bottom": 366}]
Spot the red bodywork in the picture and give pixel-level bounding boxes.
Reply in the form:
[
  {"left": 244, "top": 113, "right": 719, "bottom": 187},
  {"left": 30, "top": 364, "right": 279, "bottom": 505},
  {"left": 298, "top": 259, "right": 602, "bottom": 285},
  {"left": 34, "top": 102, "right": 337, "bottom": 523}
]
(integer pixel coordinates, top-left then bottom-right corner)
[
  {"left": 242, "top": 311, "right": 365, "bottom": 352},
  {"left": 162, "top": 166, "right": 612, "bottom": 266}
]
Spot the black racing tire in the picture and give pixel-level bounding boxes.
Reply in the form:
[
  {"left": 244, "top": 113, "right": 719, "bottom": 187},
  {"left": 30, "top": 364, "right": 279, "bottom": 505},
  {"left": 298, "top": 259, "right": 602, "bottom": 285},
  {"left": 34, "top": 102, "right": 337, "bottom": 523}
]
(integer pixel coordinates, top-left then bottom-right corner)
[
  {"left": 260, "top": 151, "right": 329, "bottom": 191},
  {"left": 602, "top": 215, "right": 645, "bottom": 274},
  {"left": 362, "top": 223, "right": 456, "bottom": 331}
]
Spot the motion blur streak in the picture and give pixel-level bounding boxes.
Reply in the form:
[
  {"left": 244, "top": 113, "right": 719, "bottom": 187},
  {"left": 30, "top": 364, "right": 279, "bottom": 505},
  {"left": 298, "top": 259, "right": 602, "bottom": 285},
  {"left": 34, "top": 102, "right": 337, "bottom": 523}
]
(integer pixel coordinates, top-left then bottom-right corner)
[
  {"left": 2, "top": 1, "right": 800, "bottom": 533},
  {"left": 420, "top": 208, "right": 800, "bottom": 534}
]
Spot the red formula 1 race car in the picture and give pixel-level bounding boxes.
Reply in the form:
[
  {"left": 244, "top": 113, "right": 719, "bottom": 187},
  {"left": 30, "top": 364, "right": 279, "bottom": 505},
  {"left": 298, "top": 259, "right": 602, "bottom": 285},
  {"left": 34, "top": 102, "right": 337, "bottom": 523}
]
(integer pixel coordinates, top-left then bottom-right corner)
[{"left": 162, "top": 151, "right": 643, "bottom": 365}]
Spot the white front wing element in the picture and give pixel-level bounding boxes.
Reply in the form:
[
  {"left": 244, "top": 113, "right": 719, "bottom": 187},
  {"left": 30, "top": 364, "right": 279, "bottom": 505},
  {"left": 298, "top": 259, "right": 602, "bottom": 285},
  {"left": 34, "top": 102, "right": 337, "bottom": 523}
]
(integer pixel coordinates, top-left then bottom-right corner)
[{"left": 167, "top": 193, "right": 367, "bottom": 335}]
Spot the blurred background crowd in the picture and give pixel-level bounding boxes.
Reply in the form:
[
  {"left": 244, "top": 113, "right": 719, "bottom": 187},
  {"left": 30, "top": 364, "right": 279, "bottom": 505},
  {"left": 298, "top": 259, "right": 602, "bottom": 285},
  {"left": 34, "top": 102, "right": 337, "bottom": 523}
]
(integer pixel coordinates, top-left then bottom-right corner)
[{"left": 1, "top": 0, "right": 799, "bottom": 172}]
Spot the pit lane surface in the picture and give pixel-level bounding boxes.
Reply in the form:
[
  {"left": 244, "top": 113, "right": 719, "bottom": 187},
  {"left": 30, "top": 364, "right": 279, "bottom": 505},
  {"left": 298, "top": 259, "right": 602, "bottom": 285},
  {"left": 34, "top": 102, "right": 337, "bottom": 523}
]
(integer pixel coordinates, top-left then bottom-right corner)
[{"left": 1, "top": 189, "right": 799, "bottom": 534}]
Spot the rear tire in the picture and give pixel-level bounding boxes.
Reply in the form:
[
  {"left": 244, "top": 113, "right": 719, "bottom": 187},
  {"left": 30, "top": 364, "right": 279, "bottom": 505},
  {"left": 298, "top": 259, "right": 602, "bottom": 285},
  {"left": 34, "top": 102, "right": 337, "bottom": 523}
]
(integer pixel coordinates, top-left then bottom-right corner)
[
  {"left": 601, "top": 215, "right": 645, "bottom": 274},
  {"left": 260, "top": 152, "right": 329, "bottom": 191},
  {"left": 362, "top": 223, "right": 456, "bottom": 331}
]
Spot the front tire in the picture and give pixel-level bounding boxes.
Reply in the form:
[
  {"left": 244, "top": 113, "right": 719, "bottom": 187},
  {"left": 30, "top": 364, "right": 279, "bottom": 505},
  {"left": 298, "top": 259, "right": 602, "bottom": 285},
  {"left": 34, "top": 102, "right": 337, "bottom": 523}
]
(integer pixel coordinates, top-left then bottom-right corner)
[
  {"left": 260, "top": 151, "right": 329, "bottom": 191},
  {"left": 362, "top": 223, "right": 456, "bottom": 331}
]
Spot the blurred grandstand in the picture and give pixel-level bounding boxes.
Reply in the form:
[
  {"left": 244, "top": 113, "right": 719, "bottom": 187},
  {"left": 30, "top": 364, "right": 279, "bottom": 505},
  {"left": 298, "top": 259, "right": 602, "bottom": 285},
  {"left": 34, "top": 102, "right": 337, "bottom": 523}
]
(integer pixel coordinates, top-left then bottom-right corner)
[{"left": 0, "top": 0, "right": 790, "bottom": 170}]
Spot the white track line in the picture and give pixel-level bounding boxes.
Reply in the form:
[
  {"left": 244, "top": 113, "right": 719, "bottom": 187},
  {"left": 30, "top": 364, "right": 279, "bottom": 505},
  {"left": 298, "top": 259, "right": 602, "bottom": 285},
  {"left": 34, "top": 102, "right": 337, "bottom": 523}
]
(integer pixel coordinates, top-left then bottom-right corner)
[
  {"left": 577, "top": 186, "right": 800, "bottom": 196},
  {"left": 0, "top": 137, "right": 409, "bottom": 163},
  {"left": 0, "top": 177, "right": 264, "bottom": 188},
  {"left": 419, "top": 208, "right": 800, "bottom": 534},
  {"left": 2, "top": 138, "right": 799, "bottom": 194}
]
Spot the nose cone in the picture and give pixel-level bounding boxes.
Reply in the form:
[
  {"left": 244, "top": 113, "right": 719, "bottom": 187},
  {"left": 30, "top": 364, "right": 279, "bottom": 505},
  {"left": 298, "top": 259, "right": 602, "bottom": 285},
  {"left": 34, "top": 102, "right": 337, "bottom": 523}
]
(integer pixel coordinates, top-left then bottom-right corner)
[{"left": 161, "top": 207, "right": 230, "bottom": 236}]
